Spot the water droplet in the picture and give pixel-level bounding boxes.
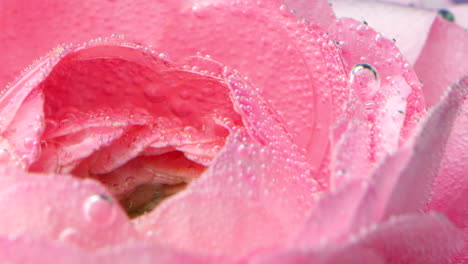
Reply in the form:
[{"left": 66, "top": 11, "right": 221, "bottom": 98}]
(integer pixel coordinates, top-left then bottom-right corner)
[
  {"left": 438, "top": 9, "right": 455, "bottom": 22},
  {"left": 23, "top": 137, "right": 36, "bottom": 148},
  {"left": 158, "top": 53, "right": 169, "bottom": 59},
  {"left": 0, "top": 149, "right": 10, "bottom": 161},
  {"left": 59, "top": 228, "right": 79, "bottom": 242},
  {"left": 350, "top": 63, "right": 380, "bottom": 101},
  {"left": 178, "top": 89, "right": 192, "bottom": 100},
  {"left": 183, "top": 126, "right": 196, "bottom": 134},
  {"left": 83, "top": 194, "right": 116, "bottom": 227}
]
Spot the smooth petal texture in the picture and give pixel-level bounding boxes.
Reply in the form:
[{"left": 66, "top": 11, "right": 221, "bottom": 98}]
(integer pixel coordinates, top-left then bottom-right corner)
[
  {"left": 96, "top": 243, "right": 229, "bottom": 264},
  {"left": 0, "top": 236, "right": 93, "bottom": 264},
  {"left": 0, "top": 166, "right": 137, "bottom": 250},
  {"left": 330, "top": 0, "right": 436, "bottom": 63},
  {"left": 259, "top": 213, "right": 463, "bottom": 264},
  {"left": 429, "top": 101, "right": 468, "bottom": 229},
  {"left": 344, "top": 213, "right": 464, "bottom": 264},
  {"left": 135, "top": 71, "right": 320, "bottom": 257},
  {"left": 414, "top": 16, "right": 468, "bottom": 108}
]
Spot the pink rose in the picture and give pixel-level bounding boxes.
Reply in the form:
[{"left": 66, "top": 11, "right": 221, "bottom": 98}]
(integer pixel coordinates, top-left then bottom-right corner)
[{"left": 0, "top": 0, "right": 466, "bottom": 263}]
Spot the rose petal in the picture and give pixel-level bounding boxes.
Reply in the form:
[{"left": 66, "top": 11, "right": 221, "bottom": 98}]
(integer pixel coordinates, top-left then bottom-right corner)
[
  {"left": 428, "top": 78, "right": 468, "bottom": 263},
  {"left": 414, "top": 16, "right": 468, "bottom": 108},
  {"left": 0, "top": 234, "right": 222, "bottom": 264},
  {"left": 343, "top": 213, "right": 464, "bottom": 264},
  {"left": 0, "top": 235, "right": 93, "bottom": 264},
  {"left": 259, "top": 213, "right": 463, "bottom": 264},
  {"left": 295, "top": 77, "right": 466, "bottom": 249},
  {"left": 135, "top": 72, "right": 320, "bottom": 257},
  {"left": 96, "top": 243, "right": 229, "bottom": 264},
  {"left": 328, "top": 18, "right": 426, "bottom": 186},
  {"left": 0, "top": 166, "right": 137, "bottom": 250},
  {"left": 281, "top": 0, "right": 336, "bottom": 27},
  {"left": 330, "top": 0, "right": 436, "bottom": 63},
  {"left": 364, "top": 76, "right": 465, "bottom": 220},
  {"left": 428, "top": 99, "right": 468, "bottom": 229}
]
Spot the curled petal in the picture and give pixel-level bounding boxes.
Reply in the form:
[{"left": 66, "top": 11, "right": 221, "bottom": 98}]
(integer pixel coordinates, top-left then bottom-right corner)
[{"left": 414, "top": 16, "right": 468, "bottom": 108}]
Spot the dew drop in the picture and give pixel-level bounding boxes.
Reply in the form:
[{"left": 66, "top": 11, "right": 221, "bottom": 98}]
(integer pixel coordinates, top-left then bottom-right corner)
[
  {"left": 158, "top": 52, "right": 169, "bottom": 59},
  {"left": 59, "top": 228, "right": 79, "bottom": 242},
  {"left": 438, "top": 9, "right": 455, "bottom": 22},
  {"left": 83, "top": 194, "right": 116, "bottom": 227},
  {"left": 0, "top": 149, "right": 10, "bottom": 161},
  {"left": 23, "top": 137, "right": 36, "bottom": 148},
  {"left": 350, "top": 63, "right": 380, "bottom": 102}
]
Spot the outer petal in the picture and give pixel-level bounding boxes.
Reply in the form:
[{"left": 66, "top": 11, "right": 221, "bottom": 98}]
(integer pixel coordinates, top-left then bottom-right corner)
[
  {"left": 0, "top": 166, "right": 137, "bottom": 250},
  {"left": 294, "top": 77, "right": 466, "bottom": 248},
  {"left": 428, "top": 78, "right": 468, "bottom": 263},
  {"left": 0, "top": 235, "right": 94, "bottom": 264},
  {"left": 97, "top": 243, "right": 230, "bottom": 264},
  {"left": 414, "top": 16, "right": 468, "bottom": 108},
  {"left": 0, "top": 235, "right": 223, "bottom": 264},
  {"left": 429, "top": 96, "right": 468, "bottom": 230},
  {"left": 257, "top": 213, "right": 463, "bottom": 264}
]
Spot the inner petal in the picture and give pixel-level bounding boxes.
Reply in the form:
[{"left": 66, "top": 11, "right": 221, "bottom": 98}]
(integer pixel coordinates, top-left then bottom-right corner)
[{"left": 24, "top": 44, "right": 243, "bottom": 218}]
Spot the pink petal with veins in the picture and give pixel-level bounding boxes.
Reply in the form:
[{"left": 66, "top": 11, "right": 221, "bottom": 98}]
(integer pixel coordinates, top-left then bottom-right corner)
[
  {"left": 414, "top": 16, "right": 468, "bottom": 108},
  {"left": 153, "top": 1, "right": 349, "bottom": 177},
  {"left": 429, "top": 99, "right": 468, "bottom": 230}
]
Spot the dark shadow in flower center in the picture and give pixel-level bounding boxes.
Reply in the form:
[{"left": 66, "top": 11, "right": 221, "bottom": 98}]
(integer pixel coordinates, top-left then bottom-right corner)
[
  {"left": 77, "top": 151, "right": 207, "bottom": 219},
  {"left": 120, "top": 182, "right": 187, "bottom": 219}
]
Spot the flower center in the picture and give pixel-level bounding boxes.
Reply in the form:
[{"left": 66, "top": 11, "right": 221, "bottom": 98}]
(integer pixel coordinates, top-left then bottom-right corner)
[{"left": 74, "top": 151, "right": 207, "bottom": 219}]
